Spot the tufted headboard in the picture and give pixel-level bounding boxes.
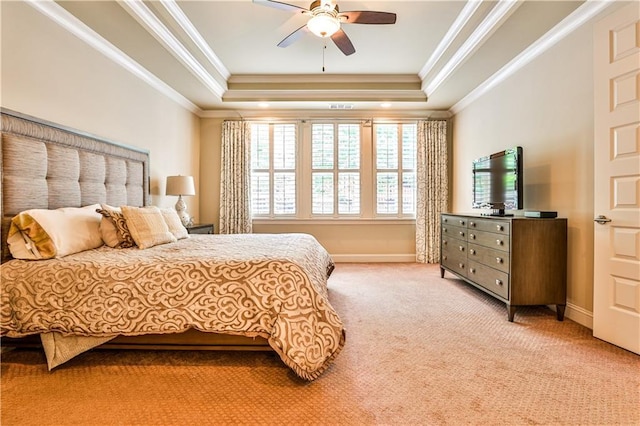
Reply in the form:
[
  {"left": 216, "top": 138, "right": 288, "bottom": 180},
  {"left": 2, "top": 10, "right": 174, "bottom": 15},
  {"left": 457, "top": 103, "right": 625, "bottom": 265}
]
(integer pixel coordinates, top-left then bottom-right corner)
[{"left": 0, "top": 108, "right": 150, "bottom": 262}]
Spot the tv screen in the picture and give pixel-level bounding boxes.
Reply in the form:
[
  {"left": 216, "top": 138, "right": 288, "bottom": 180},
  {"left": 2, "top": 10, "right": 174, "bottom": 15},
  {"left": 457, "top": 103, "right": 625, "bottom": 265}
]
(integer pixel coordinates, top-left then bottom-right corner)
[{"left": 472, "top": 146, "right": 523, "bottom": 216}]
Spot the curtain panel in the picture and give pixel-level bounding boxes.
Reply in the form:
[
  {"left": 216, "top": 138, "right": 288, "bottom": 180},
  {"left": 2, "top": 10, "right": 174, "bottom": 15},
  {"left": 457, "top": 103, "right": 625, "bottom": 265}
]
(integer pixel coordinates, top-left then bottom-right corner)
[
  {"left": 220, "top": 121, "right": 252, "bottom": 234},
  {"left": 416, "top": 120, "right": 448, "bottom": 263}
]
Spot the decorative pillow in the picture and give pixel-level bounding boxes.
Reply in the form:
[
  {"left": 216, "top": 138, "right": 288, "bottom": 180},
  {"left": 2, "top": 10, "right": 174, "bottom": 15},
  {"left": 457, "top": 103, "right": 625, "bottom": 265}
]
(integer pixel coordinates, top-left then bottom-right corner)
[
  {"left": 159, "top": 208, "right": 189, "bottom": 240},
  {"left": 96, "top": 205, "right": 136, "bottom": 248},
  {"left": 7, "top": 204, "right": 103, "bottom": 260},
  {"left": 121, "top": 206, "right": 177, "bottom": 249}
]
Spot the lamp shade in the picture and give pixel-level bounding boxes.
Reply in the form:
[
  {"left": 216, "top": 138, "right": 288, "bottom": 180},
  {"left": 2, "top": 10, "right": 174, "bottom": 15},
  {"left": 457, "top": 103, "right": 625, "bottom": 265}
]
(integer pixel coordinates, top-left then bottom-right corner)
[{"left": 166, "top": 175, "right": 195, "bottom": 196}]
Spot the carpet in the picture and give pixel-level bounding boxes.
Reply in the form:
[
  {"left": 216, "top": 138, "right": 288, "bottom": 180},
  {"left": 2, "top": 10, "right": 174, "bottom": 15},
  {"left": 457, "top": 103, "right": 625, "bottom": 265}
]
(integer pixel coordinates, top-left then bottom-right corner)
[{"left": 2, "top": 263, "right": 639, "bottom": 425}]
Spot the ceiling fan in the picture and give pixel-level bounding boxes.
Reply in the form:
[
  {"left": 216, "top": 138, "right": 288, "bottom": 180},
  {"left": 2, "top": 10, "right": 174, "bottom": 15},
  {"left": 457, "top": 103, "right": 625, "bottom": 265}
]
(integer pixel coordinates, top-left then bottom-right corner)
[{"left": 253, "top": 0, "right": 397, "bottom": 56}]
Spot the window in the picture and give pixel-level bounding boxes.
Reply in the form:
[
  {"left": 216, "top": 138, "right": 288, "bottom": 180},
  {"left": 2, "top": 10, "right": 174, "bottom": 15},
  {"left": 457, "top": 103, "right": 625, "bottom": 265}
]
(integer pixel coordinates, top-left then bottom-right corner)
[
  {"left": 375, "top": 123, "right": 417, "bottom": 216},
  {"left": 250, "top": 120, "right": 417, "bottom": 220},
  {"left": 250, "top": 123, "right": 297, "bottom": 216},
  {"left": 311, "top": 123, "right": 360, "bottom": 215}
]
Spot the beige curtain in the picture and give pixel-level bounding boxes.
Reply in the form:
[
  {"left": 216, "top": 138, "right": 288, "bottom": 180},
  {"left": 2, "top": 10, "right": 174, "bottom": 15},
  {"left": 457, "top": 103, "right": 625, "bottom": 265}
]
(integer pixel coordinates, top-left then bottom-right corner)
[
  {"left": 416, "top": 120, "right": 448, "bottom": 263},
  {"left": 219, "top": 121, "right": 252, "bottom": 234}
]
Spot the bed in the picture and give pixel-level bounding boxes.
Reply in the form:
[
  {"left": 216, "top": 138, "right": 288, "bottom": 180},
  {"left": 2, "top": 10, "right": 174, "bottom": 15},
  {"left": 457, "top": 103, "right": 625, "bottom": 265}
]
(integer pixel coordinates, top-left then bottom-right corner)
[{"left": 0, "top": 109, "right": 345, "bottom": 380}]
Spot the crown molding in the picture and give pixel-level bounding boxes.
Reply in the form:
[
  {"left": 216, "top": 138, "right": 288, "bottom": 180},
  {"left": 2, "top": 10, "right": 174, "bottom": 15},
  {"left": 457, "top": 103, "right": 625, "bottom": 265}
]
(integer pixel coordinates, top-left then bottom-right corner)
[
  {"left": 227, "top": 74, "right": 422, "bottom": 94},
  {"left": 222, "top": 89, "right": 427, "bottom": 103},
  {"left": 418, "top": 0, "right": 483, "bottom": 80},
  {"left": 119, "top": 0, "right": 227, "bottom": 98},
  {"left": 423, "top": 0, "right": 521, "bottom": 96},
  {"left": 25, "top": 0, "right": 202, "bottom": 115},
  {"left": 226, "top": 75, "right": 424, "bottom": 102},
  {"left": 159, "top": 0, "right": 231, "bottom": 80},
  {"left": 449, "top": 0, "right": 616, "bottom": 115},
  {"left": 229, "top": 74, "right": 421, "bottom": 84},
  {"left": 200, "top": 108, "right": 451, "bottom": 120}
]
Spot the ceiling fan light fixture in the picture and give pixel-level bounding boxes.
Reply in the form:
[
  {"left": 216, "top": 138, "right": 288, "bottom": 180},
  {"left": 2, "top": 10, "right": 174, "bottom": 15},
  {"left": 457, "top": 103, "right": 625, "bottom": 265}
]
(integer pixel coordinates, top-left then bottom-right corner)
[{"left": 307, "top": 13, "right": 340, "bottom": 38}]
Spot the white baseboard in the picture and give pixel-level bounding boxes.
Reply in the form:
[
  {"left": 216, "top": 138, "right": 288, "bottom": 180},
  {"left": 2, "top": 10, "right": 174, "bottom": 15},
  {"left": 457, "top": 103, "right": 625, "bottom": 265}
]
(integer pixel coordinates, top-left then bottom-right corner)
[
  {"left": 331, "top": 254, "right": 416, "bottom": 263},
  {"left": 547, "top": 302, "right": 592, "bottom": 329},
  {"left": 564, "top": 302, "right": 593, "bottom": 329}
]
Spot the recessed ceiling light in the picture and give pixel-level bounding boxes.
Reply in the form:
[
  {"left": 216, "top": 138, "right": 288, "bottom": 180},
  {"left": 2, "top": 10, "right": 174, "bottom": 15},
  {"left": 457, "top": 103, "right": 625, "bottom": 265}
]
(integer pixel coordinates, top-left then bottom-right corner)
[
  {"left": 380, "top": 103, "right": 392, "bottom": 108},
  {"left": 258, "top": 102, "right": 269, "bottom": 108}
]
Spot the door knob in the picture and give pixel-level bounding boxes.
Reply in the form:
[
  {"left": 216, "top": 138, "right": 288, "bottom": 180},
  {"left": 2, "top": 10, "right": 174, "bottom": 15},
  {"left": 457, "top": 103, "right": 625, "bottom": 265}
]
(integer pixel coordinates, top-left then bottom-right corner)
[{"left": 594, "top": 215, "right": 612, "bottom": 225}]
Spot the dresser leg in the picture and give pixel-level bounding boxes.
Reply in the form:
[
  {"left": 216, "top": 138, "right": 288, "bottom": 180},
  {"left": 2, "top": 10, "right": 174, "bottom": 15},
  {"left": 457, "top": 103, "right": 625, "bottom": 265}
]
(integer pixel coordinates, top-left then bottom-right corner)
[
  {"left": 556, "top": 304, "right": 566, "bottom": 321},
  {"left": 507, "top": 305, "right": 516, "bottom": 322},
  {"left": 440, "top": 266, "right": 445, "bottom": 278}
]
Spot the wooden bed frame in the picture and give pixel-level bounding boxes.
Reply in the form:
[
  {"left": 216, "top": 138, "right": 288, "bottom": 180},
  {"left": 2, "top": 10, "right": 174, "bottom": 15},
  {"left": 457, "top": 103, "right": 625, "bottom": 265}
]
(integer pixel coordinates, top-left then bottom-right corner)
[{"left": 0, "top": 108, "right": 270, "bottom": 351}]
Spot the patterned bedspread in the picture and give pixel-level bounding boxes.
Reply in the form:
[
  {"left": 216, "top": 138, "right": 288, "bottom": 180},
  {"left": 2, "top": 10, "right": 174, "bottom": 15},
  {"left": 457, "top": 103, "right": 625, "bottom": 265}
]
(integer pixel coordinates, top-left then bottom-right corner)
[{"left": 1, "top": 233, "right": 344, "bottom": 380}]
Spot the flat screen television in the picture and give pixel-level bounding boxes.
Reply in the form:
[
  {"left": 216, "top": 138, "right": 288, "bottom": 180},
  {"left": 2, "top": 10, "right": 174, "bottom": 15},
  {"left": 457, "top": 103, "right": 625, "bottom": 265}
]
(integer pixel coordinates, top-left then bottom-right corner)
[{"left": 472, "top": 146, "right": 523, "bottom": 216}]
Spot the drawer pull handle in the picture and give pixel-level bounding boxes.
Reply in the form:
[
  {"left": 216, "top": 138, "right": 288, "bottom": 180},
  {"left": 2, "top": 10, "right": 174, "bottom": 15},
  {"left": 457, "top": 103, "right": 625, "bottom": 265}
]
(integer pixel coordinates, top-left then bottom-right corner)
[
  {"left": 469, "top": 268, "right": 476, "bottom": 274},
  {"left": 459, "top": 231, "right": 465, "bottom": 237},
  {"left": 496, "top": 257, "right": 503, "bottom": 264},
  {"left": 458, "top": 263, "right": 464, "bottom": 269},
  {"left": 443, "top": 255, "right": 448, "bottom": 260},
  {"left": 459, "top": 246, "right": 465, "bottom": 252},
  {"left": 496, "top": 225, "right": 504, "bottom": 231},
  {"left": 469, "top": 233, "right": 476, "bottom": 240},
  {"left": 443, "top": 218, "right": 448, "bottom": 223},
  {"left": 443, "top": 240, "right": 447, "bottom": 245},
  {"left": 496, "top": 239, "right": 503, "bottom": 246},
  {"left": 469, "top": 221, "right": 476, "bottom": 227},
  {"left": 470, "top": 249, "right": 476, "bottom": 255},
  {"left": 496, "top": 279, "right": 503, "bottom": 286},
  {"left": 444, "top": 228, "right": 448, "bottom": 233},
  {"left": 459, "top": 220, "right": 465, "bottom": 226}
]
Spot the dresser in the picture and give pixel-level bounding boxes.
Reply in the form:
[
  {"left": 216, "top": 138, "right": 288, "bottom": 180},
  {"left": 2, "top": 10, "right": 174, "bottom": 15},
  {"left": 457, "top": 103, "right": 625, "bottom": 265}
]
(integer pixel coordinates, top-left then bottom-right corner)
[{"left": 440, "top": 213, "right": 567, "bottom": 322}]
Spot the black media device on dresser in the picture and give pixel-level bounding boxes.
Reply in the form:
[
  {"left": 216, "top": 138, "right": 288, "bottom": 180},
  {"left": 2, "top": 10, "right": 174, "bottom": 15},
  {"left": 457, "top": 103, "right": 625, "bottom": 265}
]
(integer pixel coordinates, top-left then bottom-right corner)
[
  {"left": 185, "top": 223, "right": 214, "bottom": 235},
  {"left": 440, "top": 213, "right": 567, "bottom": 322}
]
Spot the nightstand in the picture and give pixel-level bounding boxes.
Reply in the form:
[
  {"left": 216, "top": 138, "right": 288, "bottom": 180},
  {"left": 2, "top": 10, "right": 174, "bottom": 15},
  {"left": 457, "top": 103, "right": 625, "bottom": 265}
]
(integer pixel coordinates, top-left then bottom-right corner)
[{"left": 185, "top": 223, "right": 214, "bottom": 235}]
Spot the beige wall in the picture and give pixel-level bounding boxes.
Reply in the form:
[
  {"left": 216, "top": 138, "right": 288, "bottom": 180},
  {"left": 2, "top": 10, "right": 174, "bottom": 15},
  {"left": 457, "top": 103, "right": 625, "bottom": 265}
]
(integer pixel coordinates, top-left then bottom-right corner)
[
  {"left": 1, "top": 2, "right": 200, "bottom": 216},
  {"left": 451, "top": 23, "right": 595, "bottom": 323}
]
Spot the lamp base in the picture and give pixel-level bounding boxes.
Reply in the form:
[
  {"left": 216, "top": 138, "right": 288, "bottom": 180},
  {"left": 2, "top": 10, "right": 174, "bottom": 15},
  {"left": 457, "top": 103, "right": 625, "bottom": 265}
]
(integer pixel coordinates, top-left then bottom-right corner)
[{"left": 175, "top": 196, "right": 193, "bottom": 227}]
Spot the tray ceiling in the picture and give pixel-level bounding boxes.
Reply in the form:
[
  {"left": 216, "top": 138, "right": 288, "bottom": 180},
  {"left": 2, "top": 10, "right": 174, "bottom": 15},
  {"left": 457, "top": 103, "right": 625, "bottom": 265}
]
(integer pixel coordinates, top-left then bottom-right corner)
[{"left": 37, "top": 1, "right": 600, "bottom": 114}]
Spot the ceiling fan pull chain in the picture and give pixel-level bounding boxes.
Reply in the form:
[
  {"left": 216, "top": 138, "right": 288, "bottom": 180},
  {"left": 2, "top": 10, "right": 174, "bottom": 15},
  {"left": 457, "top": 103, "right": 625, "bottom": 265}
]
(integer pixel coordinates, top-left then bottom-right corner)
[{"left": 322, "top": 42, "right": 327, "bottom": 72}]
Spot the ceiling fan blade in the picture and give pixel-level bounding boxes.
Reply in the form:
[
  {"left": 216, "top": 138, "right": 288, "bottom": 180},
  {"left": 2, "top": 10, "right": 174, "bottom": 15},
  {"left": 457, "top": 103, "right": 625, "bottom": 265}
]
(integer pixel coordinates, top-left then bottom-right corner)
[
  {"left": 278, "top": 24, "right": 310, "bottom": 48},
  {"left": 252, "top": 0, "right": 308, "bottom": 13},
  {"left": 340, "top": 11, "right": 397, "bottom": 25},
  {"left": 331, "top": 29, "right": 355, "bottom": 56}
]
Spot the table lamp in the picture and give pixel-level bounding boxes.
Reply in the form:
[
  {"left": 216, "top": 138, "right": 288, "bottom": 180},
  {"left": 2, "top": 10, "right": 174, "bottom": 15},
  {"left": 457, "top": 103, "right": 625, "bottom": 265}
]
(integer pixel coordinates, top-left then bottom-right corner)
[{"left": 166, "top": 175, "right": 196, "bottom": 226}]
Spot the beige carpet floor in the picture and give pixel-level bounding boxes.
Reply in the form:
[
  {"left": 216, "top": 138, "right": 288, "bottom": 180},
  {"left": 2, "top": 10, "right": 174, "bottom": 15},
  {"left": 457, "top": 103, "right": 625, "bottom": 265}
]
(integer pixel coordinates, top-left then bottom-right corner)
[{"left": 2, "top": 263, "right": 639, "bottom": 425}]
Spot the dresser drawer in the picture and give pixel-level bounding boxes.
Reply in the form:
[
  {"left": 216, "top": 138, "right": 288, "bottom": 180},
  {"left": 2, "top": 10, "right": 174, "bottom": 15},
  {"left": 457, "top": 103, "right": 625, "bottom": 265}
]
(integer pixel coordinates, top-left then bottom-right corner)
[
  {"left": 442, "top": 224, "right": 468, "bottom": 241},
  {"left": 468, "top": 244, "right": 510, "bottom": 273},
  {"left": 468, "top": 218, "right": 510, "bottom": 235},
  {"left": 442, "top": 215, "right": 470, "bottom": 228},
  {"left": 441, "top": 248, "right": 468, "bottom": 278},
  {"left": 467, "top": 229, "right": 510, "bottom": 252},
  {"left": 467, "top": 261, "right": 509, "bottom": 299},
  {"left": 442, "top": 236, "right": 468, "bottom": 255}
]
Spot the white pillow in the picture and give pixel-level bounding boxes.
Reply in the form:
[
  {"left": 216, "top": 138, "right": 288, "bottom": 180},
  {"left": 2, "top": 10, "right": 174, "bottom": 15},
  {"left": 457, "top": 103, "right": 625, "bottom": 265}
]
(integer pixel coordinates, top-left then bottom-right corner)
[
  {"left": 7, "top": 204, "right": 103, "bottom": 260},
  {"left": 159, "top": 208, "right": 189, "bottom": 240}
]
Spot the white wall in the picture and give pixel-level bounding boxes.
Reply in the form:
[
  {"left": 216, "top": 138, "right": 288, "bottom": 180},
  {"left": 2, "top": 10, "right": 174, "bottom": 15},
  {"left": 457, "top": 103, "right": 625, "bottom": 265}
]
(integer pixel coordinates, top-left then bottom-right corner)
[
  {"left": 452, "top": 23, "right": 595, "bottom": 325},
  {"left": 1, "top": 2, "right": 201, "bottom": 217}
]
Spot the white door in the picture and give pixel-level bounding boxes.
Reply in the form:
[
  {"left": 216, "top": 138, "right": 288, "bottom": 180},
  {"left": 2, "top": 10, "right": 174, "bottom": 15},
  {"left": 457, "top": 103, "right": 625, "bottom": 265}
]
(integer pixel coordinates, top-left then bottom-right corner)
[{"left": 593, "top": 1, "right": 640, "bottom": 355}]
